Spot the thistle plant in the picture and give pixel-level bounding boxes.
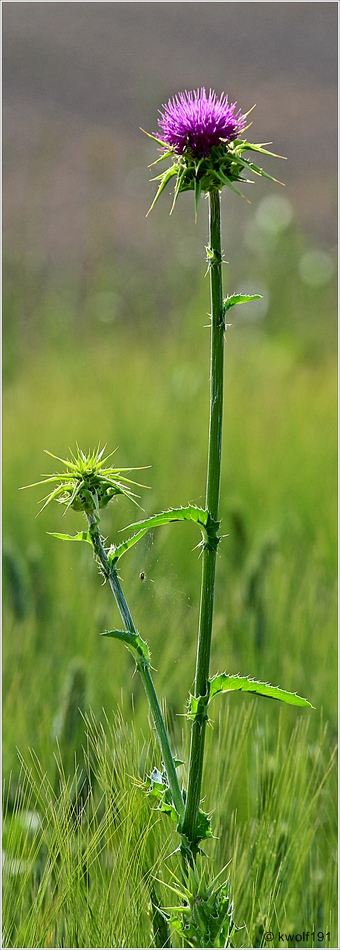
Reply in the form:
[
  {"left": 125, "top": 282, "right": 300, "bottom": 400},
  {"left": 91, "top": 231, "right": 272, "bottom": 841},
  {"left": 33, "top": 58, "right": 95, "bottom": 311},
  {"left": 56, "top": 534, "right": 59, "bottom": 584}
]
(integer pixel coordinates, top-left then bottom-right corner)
[{"left": 24, "top": 89, "right": 313, "bottom": 948}]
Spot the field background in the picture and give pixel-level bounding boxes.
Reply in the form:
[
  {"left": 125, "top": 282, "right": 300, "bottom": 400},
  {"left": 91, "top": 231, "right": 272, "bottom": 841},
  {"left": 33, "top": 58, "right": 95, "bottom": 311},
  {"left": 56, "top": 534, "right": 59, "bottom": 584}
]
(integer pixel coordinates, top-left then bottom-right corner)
[{"left": 3, "top": 3, "right": 337, "bottom": 948}]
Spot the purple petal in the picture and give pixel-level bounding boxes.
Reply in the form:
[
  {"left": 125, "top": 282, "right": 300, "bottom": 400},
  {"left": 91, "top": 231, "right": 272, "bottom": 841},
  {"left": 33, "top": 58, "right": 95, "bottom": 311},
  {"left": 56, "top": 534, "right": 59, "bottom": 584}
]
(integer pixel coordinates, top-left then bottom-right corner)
[{"left": 157, "top": 88, "right": 246, "bottom": 157}]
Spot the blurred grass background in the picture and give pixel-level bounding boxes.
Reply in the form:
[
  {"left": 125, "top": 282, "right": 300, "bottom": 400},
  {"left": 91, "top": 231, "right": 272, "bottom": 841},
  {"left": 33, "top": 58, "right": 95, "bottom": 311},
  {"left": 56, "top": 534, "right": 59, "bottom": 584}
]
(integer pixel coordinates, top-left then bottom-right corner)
[{"left": 2, "top": 3, "right": 337, "bottom": 946}]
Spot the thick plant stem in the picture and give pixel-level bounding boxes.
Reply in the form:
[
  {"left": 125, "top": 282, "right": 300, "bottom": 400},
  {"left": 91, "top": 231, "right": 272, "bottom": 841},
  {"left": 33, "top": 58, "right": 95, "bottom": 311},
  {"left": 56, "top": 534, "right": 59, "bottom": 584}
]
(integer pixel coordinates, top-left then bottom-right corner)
[
  {"left": 87, "top": 512, "right": 185, "bottom": 825},
  {"left": 182, "top": 189, "right": 225, "bottom": 850}
]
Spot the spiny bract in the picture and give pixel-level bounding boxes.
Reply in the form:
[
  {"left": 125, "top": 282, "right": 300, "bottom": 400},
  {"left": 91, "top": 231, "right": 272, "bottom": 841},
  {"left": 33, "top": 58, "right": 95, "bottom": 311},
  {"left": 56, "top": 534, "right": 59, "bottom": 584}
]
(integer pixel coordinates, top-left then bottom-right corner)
[
  {"left": 143, "top": 87, "right": 285, "bottom": 215},
  {"left": 21, "top": 445, "right": 150, "bottom": 514}
]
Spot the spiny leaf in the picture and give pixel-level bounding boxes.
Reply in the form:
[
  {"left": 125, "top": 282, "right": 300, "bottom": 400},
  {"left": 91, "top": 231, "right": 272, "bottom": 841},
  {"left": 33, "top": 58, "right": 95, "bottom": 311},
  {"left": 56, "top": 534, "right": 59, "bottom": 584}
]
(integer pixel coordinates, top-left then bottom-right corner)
[
  {"left": 48, "top": 531, "right": 92, "bottom": 544},
  {"left": 224, "top": 294, "right": 262, "bottom": 312},
  {"left": 124, "top": 505, "right": 209, "bottom": 532},
  {"left": 100, "top": 628, "right": 150, "bottom": 664},
  {"left": 111, "top": 505, "right": 211, "bottom": 561},
  {"left": 208, "top": 673, "right": 314, "bottom": 708},
  {"left": 196, "top": 808, "right": 212, "bottom": 842},
  {"left": 144, "top": 768, "right": 179, "bottom": 822},
  {"left": 186, "top": 693, "right": 210, "bottom": 724}
]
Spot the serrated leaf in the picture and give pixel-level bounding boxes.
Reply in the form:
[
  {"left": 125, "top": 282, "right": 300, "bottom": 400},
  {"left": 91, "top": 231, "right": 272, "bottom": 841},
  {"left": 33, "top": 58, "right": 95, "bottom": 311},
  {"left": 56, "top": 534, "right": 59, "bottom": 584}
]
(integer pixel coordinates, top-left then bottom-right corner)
[
  {"left": 100, "top": 628, "right": 150, "bottom": 664},
  {"left": 224, "top": 294, "right": 262, "bottom": 312},
  {"left": 145, "top": 768, "right": 179, "bottom": 822},
  {"left": 196, "top": 808, "right": 212, "bottom": 841},
  {"left": 186, "top": 693, "right": 209, "bottom": 724},
  {"left": 112, "top": 505, "right": 210, "bottom": 561},
  {"left": 124, "top": 505, "right": 209, "bottom": 533},
  {"left": 47, "top": 531, "right": 92, "bottom": 544},
  {"left": 209, "top": 673, "right": 314, "bottom": 708}
]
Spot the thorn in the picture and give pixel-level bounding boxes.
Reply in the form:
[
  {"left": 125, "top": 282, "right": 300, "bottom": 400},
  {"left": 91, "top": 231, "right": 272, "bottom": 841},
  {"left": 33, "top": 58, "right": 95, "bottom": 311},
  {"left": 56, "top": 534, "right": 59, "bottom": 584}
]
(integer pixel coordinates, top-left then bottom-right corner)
[{"left": 244, "top": 103, "right": 256, "bottom": 118}]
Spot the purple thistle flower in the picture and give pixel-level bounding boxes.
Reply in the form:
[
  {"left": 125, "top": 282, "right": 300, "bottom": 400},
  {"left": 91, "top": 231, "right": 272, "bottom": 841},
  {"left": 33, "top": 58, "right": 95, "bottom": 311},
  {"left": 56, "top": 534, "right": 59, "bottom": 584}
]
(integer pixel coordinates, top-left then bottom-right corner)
[
  {"left": 144, "top": 90, "right": 283, "bottom": 215},
  {"left": 158, "top": 88, "right": 246, "bottom": 158}
]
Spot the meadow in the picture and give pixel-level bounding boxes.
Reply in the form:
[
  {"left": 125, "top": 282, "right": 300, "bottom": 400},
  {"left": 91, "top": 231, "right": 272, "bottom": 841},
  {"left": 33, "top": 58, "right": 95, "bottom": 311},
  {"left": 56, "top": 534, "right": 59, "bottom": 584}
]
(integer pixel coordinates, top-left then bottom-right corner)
[{"left": 3, "top": 209, "right": 337, "bottom": 948}]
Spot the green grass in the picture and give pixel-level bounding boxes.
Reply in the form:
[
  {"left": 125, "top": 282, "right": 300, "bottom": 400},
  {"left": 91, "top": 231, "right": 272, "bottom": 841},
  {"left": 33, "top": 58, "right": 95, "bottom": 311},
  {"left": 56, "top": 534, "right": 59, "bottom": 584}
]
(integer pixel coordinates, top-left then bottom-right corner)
[
  {"left": 3, "top": 711, "right": 174, "bottom": 949},
  {"left": 2, "top": 235, "right": 337, "bottom": 946},
  {"left": 3, "top": 708, "right": 336, "bottom": 948}
]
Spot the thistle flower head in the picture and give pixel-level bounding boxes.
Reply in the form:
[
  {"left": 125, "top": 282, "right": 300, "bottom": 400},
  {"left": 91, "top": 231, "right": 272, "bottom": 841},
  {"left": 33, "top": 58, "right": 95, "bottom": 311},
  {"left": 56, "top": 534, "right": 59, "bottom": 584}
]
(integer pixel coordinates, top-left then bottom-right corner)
[
  {"left": 21, "top": 446, "right": 149, "bottom": 515},
  {"left": 158, "top": 88, "right": 246, "bottom": 158},
  {"left": 143, "top": 87, "right": 285, "bottom": 215}
]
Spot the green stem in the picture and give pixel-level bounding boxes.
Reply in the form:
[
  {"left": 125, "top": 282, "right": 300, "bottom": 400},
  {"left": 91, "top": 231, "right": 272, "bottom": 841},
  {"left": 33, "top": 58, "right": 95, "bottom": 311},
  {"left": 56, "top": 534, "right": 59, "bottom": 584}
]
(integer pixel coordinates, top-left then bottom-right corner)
[
  {"left": 182, "top": 189, "right": 225, "bottom": 849},
  {"left": 87, "top": 512, "right": 185, "bottom": 825}
]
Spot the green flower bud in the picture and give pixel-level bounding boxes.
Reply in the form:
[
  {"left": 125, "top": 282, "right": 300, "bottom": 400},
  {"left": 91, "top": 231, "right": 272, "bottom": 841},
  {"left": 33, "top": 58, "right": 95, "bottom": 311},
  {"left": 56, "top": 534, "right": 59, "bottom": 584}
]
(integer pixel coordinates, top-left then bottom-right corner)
[{"left": 21, "top": 445, "right": 150, "bottom": 515}]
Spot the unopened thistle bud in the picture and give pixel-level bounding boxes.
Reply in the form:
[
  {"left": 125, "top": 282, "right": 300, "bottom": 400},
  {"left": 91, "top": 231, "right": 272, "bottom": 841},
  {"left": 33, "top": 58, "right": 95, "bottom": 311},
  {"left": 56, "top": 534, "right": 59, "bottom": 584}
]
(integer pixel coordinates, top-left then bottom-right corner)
[{"left": 21, "top": 446, "right": 149, "bottom": 515}]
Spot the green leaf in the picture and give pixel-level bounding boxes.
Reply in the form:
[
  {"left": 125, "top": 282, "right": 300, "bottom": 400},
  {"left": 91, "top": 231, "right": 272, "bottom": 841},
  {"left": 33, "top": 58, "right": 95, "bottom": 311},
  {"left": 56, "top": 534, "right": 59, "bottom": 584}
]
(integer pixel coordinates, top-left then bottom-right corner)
[
  {"left": 145, "top": 767, "right": 179, "bottom": 822},
  {"left": 111, "top": 505, "right": 211, "bottom": 561},
  {"left": 186, "top": 693, "right": 209, "bottom": 725},
  {"left": 125, "top": 505, "right": 209, "bottom": 532},
  {"left": 224, "top": 294, "right": 262, "bottom": 312},
  {"left": 196, "top": 808, "right": 212, "bottom": 842},
  {"left": 47, "top": 531, "right": 92, "bottom": 544},
  {"left": 100, "top": 628, "right": 150, "bottom": 665},
  {"left": 208, "top": 673, "right": 314, "bottom": 708}
]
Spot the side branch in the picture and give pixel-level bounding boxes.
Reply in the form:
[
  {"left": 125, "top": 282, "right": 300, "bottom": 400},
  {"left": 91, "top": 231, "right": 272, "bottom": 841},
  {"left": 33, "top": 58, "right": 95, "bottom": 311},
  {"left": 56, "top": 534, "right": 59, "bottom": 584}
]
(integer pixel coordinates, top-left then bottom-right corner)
[{"left": 86, "top": 512, "right": 185, "bottom": 826}]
